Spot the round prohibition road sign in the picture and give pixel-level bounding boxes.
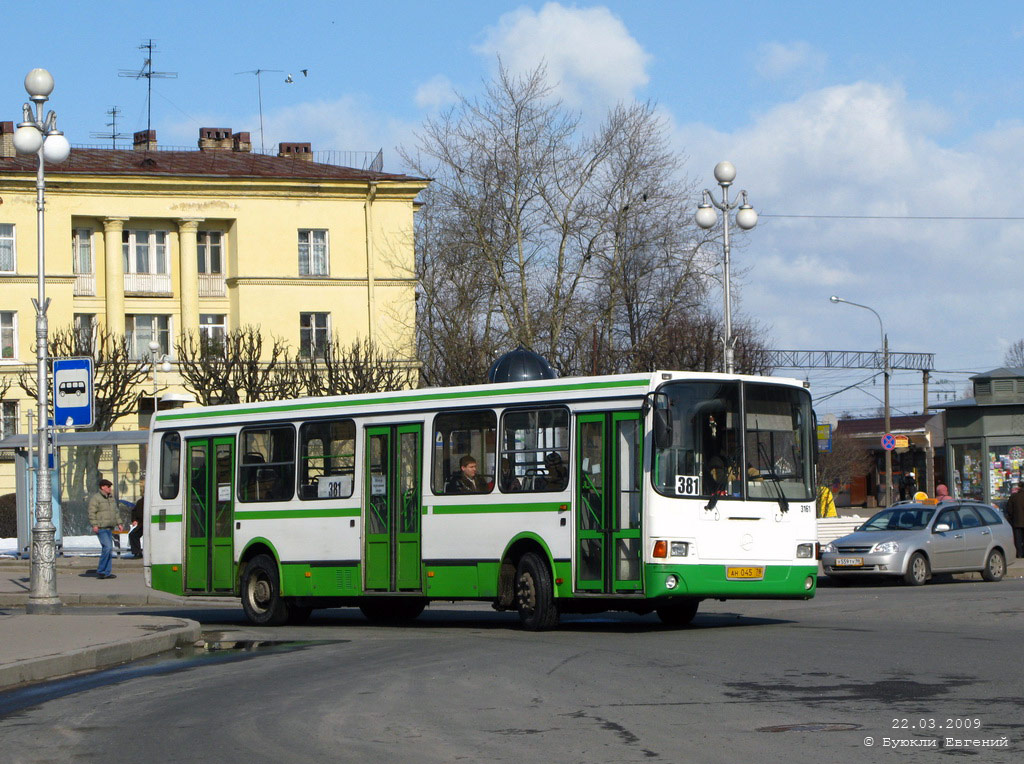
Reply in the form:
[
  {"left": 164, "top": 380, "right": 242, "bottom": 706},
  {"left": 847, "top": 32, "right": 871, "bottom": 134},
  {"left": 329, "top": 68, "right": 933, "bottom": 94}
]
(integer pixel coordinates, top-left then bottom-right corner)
[{"left": 881, "top": 434, "right": 896, "bottom": 451}]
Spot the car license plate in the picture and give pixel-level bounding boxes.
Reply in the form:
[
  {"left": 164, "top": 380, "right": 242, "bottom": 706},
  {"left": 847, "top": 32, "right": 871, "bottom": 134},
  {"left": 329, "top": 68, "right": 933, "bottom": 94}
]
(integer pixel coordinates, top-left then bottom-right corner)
[
  {"left": 834, "top": 557, "right": 863, "bottom": 567},
  {"left": 726, "top": 566, "right": 764, "bottom": 579}
]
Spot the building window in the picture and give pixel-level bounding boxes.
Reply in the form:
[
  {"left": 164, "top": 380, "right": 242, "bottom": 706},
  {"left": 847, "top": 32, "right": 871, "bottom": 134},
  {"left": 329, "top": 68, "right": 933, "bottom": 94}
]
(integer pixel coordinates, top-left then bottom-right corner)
[
  {"left": 73, "top": 313, "right": 97, "bottom": 351},
  {"left": 0, "top": 224, "right": 14, "bottom": 273},
  {"left": 298, "top": 229, "right": 328, "bottom": 276},
  {"left": 122, "top": 230, "right": 169, "bottom": 274},
  {"left": 126, "top": 314, "right": 171, "bottom": 358},
  {"left": 197, "top": 231, "right": 223, "bottom": 274},
  {"left": 299, "top": 312, "right": 330, "bottom": 358},
  {"left": 1, "top": 312, "right": 16, "bottom": 360},
  {"left": 1, "top": 400, "right": 17, "bottom": 439},
  {"left": 72, "top": 228, "right": 93, "bottom": 274},
  {"left": 199, "top": 314, "right": 226, "bottom": 352}
]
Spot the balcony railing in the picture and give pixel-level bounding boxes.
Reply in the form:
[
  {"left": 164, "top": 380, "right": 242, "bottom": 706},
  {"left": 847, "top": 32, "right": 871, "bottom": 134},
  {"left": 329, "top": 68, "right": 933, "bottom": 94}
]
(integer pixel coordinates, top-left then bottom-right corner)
[
  {"left": 124, "top": 272, "right": 172, "bottom": 295},
  {"left": 198, "top": 273, "right": 225, "bottom": 297},
  {"left": 73, "top": 273, "right": 96, "bottom": 296}
]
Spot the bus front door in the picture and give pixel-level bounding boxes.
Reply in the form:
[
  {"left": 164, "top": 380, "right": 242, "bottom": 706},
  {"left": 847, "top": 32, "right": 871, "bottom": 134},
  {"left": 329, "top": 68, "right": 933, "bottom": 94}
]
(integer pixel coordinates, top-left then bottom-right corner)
[
  {"left": 184, "top": 436, "right": 235, "bottom": 592},
  {"left": 575, "top": 412, "right": 643, "bottom": 594},
  {"left": 363, "top": 424, "right": 423, "bottom": 592}
]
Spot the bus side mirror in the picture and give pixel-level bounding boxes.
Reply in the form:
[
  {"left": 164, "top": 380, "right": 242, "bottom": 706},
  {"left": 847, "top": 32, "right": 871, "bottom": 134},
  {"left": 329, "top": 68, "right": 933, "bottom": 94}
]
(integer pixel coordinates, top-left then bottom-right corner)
[{"left": 653, "top": 408, "right": 673, "bottom": 449}]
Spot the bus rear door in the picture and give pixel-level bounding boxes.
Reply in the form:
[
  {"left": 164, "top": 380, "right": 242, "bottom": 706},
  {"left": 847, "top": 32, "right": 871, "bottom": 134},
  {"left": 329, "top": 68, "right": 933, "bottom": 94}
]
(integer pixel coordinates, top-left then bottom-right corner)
[{"left": 184, "top": 435, "right": 235, "bottom": 592}]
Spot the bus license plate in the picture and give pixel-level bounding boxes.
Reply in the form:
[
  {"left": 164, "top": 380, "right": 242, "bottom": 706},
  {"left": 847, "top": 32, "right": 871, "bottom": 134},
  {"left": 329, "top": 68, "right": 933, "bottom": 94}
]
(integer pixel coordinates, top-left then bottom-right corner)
[
  {"left": 834, "top": 557, "right": 863, "bottom": 567},
  {"left": 726, "top": 566, "right": 764, "bottom": 580}
]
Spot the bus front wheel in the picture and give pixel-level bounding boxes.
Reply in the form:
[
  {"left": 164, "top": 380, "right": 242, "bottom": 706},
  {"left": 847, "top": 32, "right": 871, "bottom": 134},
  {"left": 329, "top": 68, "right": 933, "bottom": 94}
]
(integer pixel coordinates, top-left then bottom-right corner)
[
  {"left": 656, "top": 598, "right": 700, "bottom": 627},
  {"left": 515, "top": 552, "right": 559, "bottom": 631},
  {"left": 241, "top": 554, "right": 290, "bottom": 626}
]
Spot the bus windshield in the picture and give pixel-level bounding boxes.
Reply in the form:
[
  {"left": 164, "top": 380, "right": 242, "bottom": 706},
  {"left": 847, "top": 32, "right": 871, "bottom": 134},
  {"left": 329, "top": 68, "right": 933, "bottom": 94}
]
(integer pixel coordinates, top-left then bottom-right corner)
[{"left": 653, "top": 380, "right": 814, "bottom": 502}]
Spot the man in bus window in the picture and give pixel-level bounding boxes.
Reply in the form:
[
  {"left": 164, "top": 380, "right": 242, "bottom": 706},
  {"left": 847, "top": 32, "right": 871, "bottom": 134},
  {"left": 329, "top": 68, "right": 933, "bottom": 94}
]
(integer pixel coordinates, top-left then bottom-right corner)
[
  {"left": 542, "top": 452, "right": 568, "bottom": 491},
  {"left": 446, "top": 455, "right": 488, "bottom": 493}
]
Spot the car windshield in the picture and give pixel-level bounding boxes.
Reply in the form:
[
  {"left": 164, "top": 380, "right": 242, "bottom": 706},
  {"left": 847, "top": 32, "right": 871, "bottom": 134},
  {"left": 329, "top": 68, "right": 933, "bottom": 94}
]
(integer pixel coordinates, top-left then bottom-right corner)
[{"left": 860, "top": 507, "right": 935, "bottom": 531}]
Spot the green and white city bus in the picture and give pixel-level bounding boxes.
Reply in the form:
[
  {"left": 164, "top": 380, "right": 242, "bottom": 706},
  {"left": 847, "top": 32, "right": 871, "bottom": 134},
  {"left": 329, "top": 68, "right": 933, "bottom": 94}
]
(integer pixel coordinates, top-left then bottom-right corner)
[{"left": 143, "top": 371, "right": 818, "bottom": 630}]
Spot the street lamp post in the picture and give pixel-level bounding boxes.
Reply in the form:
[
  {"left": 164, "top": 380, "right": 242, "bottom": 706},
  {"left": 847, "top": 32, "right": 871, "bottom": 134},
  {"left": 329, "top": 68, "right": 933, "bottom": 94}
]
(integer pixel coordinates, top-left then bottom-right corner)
[
  {"left": 830, "top": 295, "right": 892, "bottom": 507},
  {"left": 695, "top": 161, "right": 758, "bottom": 374},
  {"left": 148, "top": 341, "right": 172, "bottom": 424},
  {"left": 14, "top": 69, "right": 71, "bottom": 615}
]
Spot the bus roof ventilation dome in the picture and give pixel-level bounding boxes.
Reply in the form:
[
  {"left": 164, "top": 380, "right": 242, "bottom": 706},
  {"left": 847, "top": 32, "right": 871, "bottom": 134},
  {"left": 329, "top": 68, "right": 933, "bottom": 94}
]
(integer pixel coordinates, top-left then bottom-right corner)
[{"left": 487, "top": 346, "right": 558, "bottom": 383}]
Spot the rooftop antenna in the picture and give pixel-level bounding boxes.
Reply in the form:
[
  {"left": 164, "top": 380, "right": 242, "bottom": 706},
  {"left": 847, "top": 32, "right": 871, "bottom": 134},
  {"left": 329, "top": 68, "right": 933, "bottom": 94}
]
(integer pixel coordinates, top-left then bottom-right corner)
[
  {"left": 235, "top": 68, "right": 283, "bottom": 153},
  {"left": 119, "top": 39, "right": 177, "bottom": 136},
  {"left": 90, "top": 106, "right": 130, "bottom": 149}
]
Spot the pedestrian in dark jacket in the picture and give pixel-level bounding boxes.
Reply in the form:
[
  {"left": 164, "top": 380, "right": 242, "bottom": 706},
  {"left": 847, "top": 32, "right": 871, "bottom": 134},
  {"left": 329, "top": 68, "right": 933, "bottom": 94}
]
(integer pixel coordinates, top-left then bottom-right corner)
[
  {"left": 128, "top": 478, "right": 144, "bottom": 558},
  {"left": 1006, "top": 480, "right": 1024, "bottom": 559}
]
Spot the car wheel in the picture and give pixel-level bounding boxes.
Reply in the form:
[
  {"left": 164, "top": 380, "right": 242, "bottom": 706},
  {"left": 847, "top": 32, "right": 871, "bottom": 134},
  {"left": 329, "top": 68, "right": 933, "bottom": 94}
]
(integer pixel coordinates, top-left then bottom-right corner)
[
  {"left": 981, "top": 549, "right": 1005, "bottom": 582},
  {"left": 902, "top": 552, "right": 929, "bottom": 586}
]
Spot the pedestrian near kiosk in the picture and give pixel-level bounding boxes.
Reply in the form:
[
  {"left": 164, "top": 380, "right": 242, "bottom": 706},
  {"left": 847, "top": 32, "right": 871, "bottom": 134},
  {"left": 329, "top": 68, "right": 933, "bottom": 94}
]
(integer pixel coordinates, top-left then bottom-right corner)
[
  {"left": 128, "top": 478, "right": 145, "bottom": 559},
  {"left": 935, "top": 484, "right": 954, "bottom": 503},
  {"left": 1005, "top": 480, "right": 1024, "bottom": 559},
  {"left": 87, "top": 479, "right": 119, "bottom": 579}
]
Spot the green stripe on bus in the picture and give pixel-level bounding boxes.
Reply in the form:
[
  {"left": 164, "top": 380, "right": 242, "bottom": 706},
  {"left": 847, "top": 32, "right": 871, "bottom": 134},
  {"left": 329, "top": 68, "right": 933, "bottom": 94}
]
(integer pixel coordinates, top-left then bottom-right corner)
[
  {"left": 431, "top": 502, "right": 565, "bottom": 515},
  {"left": 156, "top": 514, "right": 182, "bottom": 523},
  {"left": 156, "top": 378, "right": 649, "bottom": 422},
  {"left": 235, "top": 507, "right": 361, "bottom": 520}
]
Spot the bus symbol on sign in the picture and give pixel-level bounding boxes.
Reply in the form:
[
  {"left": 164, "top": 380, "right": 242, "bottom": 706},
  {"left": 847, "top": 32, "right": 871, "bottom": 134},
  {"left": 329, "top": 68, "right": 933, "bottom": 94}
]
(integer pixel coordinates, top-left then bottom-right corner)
[{"left": 881, "top": 433, "right": 896, "bottom": 451}]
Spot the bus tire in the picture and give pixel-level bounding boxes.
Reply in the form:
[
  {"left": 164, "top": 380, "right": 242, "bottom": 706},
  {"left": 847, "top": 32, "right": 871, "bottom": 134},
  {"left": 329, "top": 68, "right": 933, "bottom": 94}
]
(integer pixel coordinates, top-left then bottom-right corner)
[
  {"left": 241, "top": 554, "right": 290, "bottom": 626},
  {"left": 656, "top": 598, "right": 700, "bottom": 627},
  {"left": 359, "top": 597, "right": 427, "bottom": 624},
  {"left": 515, "top": 552, "right": 559, "bottom": 631}
]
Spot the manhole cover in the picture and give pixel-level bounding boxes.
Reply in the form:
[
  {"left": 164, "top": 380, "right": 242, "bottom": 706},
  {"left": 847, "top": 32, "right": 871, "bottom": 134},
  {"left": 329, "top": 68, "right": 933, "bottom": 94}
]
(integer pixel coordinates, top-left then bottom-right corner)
[{"left": 758, "top": 723, "right": 862, "bottom": 733}]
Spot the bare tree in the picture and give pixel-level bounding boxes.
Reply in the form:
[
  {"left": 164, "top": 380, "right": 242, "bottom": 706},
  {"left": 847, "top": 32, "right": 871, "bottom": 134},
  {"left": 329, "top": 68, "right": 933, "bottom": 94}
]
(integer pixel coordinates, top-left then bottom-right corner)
[
  {"left": 816, "top": 429, "right": 873, "bottom": 508},
  {"left": 296, "top": 336, "right": 417, "bottom": 396},
  {"left": 19, "top": 326, "right": 148, "bottom": 431},
  {"left": 175, "top": 326, "right": 299, "bottom": 406},
  {"left": 1004, "top": 339, "right": 1024, "bottom": 368},
  {"left": 404, "top": 62, "right": 771, "bottom": 380}
]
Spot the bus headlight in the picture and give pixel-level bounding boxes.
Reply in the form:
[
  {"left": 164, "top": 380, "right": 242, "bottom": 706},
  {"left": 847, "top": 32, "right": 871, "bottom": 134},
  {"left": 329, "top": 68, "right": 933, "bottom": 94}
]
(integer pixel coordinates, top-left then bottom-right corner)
[
  {"left": 665, "top": 574, "right": 679, "bottom": 590},
  {"left": 796, "top": 543, "right": 814, "bottom": 559},
  {"left": 670, "top": 541, "right": 690, "bottom": 557}
]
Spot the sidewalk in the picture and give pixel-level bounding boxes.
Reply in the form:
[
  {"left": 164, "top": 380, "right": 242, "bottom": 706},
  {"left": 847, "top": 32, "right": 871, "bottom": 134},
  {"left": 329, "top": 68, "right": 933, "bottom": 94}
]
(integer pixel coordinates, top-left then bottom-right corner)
[{"left": 0, "top": 557, "right": 214, "bottom": 691}]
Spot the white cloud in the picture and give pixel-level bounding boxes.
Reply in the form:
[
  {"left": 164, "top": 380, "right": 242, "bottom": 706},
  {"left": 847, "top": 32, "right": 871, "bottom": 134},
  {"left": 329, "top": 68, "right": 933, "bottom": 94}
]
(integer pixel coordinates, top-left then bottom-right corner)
[
  {"left": 414, "top": 74, "right": 458, "bottom": 111},
  {"left": 475, "top": 2, "right": 650, "bottom": 109},
  {"left": 754, "top": 41, "right": 827, "bottom": 81},
  {"left": 674, "top": 80, "right": 1024, "bottom": 380}
]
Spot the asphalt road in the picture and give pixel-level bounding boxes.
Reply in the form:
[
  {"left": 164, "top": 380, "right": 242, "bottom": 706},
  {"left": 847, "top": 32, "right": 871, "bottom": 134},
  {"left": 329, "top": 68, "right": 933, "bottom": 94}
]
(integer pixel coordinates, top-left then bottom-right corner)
[{"left": 1, "top": 578, "right": 1022, "bottom": 763}]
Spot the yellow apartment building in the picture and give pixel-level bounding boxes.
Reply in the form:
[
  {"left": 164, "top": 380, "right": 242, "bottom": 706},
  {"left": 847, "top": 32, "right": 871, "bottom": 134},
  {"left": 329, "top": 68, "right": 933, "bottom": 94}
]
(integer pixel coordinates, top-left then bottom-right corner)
[{"left": 0, "top": 124, "right": 428, "bottom": 495}]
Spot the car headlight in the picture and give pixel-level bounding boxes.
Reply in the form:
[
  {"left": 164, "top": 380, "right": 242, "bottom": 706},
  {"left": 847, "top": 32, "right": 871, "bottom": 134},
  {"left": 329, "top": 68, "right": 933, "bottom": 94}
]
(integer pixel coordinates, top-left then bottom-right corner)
[
  {"left": 821, "top": 542, "right": 835, "bottom": 554},
  {"left": 870, "top": 540, "right": 899, "bottom": 554}
]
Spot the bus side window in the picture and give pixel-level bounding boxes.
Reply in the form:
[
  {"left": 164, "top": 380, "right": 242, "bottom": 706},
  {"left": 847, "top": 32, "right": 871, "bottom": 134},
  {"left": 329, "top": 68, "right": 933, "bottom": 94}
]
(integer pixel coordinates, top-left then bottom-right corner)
[
  {"left": 431, "top": 410, "right": 496, "bottom": 495},
  {"left": 238, "top": 425, "right": 296, "bottom": 502},
  {"left": 159, "top": 431, "right": 181, "bottom": 500},
  {"left": 500, "top": 408, "right": 569, "bottom": 493},
  {"left": 298, "top": 419, "right": 355, "bottom": 500}
]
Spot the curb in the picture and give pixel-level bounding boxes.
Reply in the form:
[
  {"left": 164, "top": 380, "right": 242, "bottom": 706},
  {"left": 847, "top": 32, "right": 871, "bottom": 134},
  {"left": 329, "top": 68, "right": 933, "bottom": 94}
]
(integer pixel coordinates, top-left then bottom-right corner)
[
  {"left": 0, "top": 617, "right": 202, "bottom": 691},
  {"left": 0, "top": 593, "right": 239, "bottom": 608}
]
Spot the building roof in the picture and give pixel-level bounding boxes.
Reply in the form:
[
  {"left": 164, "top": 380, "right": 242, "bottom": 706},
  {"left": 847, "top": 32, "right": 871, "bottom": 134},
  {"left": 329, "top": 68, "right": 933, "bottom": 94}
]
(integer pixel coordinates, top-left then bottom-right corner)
[
  {"left": 970, "top": 367, "right": 1024, "bottom": 380},
  {"left": 835, "top": 414, "right": 933, "bottom": 436},
  {"left": 0, "top": 148, "right": 424, "bottom": 184}
]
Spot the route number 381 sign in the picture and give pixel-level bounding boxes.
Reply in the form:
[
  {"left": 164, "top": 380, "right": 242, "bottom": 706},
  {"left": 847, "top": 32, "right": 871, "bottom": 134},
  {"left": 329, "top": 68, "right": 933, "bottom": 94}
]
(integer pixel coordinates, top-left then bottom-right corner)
[{"left": 675, "top": 475, "right": 701, "bottom": 495}]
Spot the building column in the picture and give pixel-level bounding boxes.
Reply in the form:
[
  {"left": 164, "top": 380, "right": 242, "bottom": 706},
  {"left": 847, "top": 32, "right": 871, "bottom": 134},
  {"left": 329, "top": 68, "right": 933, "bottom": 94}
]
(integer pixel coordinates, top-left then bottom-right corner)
[
  {"left": 102, "top": 217, "right": 129, "bottom": 333},
  {"left": 177, "top": 218, "right": 203, "bottom": 337},
  {"left": 364, "top": 182, "right": 377, "bottom": 344}
]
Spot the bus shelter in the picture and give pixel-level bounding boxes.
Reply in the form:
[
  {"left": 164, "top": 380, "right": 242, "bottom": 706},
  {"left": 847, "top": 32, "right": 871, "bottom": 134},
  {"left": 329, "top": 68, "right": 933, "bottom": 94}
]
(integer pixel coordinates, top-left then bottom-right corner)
[{"left": 0, "top": 430, "right": 148, "bottom": 557}]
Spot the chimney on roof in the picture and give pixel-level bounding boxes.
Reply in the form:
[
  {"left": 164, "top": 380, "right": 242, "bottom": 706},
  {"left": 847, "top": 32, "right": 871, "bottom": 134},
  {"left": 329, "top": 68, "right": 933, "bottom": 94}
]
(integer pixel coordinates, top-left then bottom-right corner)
[
  {"left": 232, "top": 131, "right": 252, "bottom": 153},
  {"left": 133, "top": 129, "right": 157, "bottom": 151},
  {"left": 198, "top": 127, "right": 233, "bottom": 151},
  {"left": 278, "top": 142, "right": 313, "bottom": 161},
  {"left": 1, "top": 122, "right": 16, "bottom": 158}
]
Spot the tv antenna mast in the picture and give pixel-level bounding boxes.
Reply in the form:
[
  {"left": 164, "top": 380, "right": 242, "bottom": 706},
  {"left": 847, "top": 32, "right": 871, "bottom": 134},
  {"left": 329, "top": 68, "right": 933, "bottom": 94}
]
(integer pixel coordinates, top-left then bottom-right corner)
[
  {"left": 90, "top": 106, "right": 130, "bottom": 149},
  {"left": 235, "top": 68, "right": 284, "bottom": 153},
  {"left": 119, "top": 39, "right": 177, "bottom": 136}
]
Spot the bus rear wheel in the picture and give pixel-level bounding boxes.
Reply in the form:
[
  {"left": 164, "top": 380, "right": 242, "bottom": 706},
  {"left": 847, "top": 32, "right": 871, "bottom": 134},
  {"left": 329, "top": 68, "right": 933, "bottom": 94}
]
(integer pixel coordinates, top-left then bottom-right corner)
[
  {"left": 241, "top": 554, "right": 290, "bottom": 626},
  {"left": 515, "top": 552, "right": 559, "bottom": 631},
  {"left": 656, "top": 598, "right": 700, "bottom": 627}
]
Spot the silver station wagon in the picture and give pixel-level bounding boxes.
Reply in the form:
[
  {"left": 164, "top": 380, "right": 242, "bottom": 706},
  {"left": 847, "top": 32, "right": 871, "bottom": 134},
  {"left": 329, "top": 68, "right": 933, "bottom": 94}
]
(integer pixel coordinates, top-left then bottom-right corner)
[{"left": 821, "top": 502, "right": 1014, "bottom": 585}]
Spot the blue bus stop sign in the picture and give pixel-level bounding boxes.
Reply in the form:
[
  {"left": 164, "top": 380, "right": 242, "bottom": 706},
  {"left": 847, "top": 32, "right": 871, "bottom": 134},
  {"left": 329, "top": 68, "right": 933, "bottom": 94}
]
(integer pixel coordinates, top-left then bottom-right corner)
[{"left": 53, "top": 357, "right": 94, "bottom": 428}]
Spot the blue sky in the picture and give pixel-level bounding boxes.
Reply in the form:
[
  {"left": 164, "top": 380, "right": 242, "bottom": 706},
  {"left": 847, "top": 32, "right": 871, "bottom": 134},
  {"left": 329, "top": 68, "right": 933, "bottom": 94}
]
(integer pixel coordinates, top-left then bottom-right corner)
[{"left": 4, "top": 1, "right": 1024, "bottom": 418}]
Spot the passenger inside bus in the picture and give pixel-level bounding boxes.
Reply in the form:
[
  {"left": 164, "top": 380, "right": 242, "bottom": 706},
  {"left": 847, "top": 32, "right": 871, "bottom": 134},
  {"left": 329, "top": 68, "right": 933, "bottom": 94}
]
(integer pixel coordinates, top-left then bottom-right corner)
[
  {"left": 446, "top": 455, "right": 489, "bottom": 493},
  {"left": 541, "top": 451, "right": 568, "bottom": 491},
  {"left": 499, "top": 458, "right": 522, "bottom": 492}
]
